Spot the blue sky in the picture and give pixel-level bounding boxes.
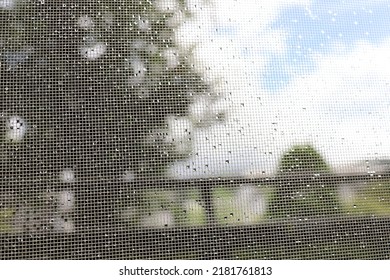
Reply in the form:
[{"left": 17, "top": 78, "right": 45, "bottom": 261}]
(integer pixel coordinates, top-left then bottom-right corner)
[{"left": 264, "top": 1, "right": 390, "bottom": 91}]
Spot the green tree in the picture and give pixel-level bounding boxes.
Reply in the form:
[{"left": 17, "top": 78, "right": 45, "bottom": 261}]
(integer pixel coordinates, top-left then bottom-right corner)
[
  {"left": 0, "top": 0, "right": 214, "bottom": 232},
  {"left": 268, "top": 145, "right": 341, "bottom": 219}
]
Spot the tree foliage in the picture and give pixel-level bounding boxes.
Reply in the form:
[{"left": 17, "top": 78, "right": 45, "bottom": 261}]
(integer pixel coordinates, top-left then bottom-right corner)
[
  {"left": 268, "top": 145, "right": 341, "bottom": 219},
  {"left": 0, "top": 0, "right": 213, "bottom": 231},
  {"left": 277, "top": 145, "right": 331, "bottom": 175}
]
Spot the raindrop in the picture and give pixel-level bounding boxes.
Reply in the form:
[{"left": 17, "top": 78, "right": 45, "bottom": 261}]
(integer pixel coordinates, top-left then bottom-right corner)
[{"left": 6, "top": 115, "right": 27, "bottom": 142}]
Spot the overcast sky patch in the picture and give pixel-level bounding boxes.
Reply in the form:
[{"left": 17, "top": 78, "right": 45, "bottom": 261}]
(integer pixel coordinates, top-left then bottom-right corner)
[{"left": 171, "top": 0, "right": 390, "bottom": 178}]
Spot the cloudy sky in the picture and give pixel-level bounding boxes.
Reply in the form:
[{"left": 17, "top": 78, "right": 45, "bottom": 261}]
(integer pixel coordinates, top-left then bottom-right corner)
[{"left": 169, "top": 0, "right": 390, "bottom": 178}]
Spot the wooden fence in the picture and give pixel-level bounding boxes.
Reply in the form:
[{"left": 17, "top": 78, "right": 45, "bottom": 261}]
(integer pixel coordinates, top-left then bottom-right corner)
[{"left": 1, "top": 172, "right": 390, "bottom": 259}]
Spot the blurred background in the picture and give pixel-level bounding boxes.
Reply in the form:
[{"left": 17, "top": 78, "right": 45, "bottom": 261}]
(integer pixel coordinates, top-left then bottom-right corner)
[{"left": 1, "top": 0, "right": 390, "bottom": 259}]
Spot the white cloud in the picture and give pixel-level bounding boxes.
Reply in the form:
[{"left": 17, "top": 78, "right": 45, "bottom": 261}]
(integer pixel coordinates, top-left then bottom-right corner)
[
  {"left": 171, "top": 0, "right": 390, "bottom": 178},
  {"left": 171, "top": 0, "right": 311, "bottom": 178},
  {"left": 155, "top": 0, "right": 179, "bottom": 12},
  {"left": 212, "top": 0, "right": 310, "bottom": 28},
  {"left": 176, "top": 0, "right": 298, "bottom": 85},
  {"left": 276, "top": 40, "right": 390, "bottom": 165}
]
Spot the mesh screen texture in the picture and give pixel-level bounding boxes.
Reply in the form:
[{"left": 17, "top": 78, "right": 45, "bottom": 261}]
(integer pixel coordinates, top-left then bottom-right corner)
[{"left": 1, "top": 0, "right": 390, "bottom": 259}]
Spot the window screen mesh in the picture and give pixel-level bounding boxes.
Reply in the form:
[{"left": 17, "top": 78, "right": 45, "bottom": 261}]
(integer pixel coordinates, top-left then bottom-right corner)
[{"left": 1, "top": 0, "right": 390, "bottom": 259}]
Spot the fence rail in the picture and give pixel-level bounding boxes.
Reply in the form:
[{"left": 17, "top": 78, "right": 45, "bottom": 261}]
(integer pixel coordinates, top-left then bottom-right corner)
[
  {"left": 1, "top": 216, "right": 390, "bottom": 259},
  {"left": 123, "top": 171, "right": 390, "bottom": 189},
  {"left": 1, "top": 172, "right": 390, "bottom": 259}
]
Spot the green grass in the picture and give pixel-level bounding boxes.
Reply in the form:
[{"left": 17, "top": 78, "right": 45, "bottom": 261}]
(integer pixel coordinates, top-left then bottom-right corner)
[
  {"left": 343, "top": 180, "right": 390, "bottom": 216},
  {"left": 0, "top": 208, "right": 14, "bottom": 233}
]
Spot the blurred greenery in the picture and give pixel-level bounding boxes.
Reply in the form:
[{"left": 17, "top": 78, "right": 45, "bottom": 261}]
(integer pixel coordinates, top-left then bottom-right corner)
[
  {"left": 267, "top": 144, "right": 342, "bottom": 219},
  {"left": 343, "top": 180, "right": 390, "bottom": 216},
  {"left": 277, "top": 144, "right": 331, "bottom": 174},
  {"left": 0, "top": 208, "right": 14, "bottom": 233},
  {"left": 180, "top": 189, "right": 207, "bottom": 226},
  {"left": 0, "top": 0, "right": 216, "bottom": 232}
]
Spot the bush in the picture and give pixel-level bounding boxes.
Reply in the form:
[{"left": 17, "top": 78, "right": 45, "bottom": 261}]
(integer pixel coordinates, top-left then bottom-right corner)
[{"left": 267, "top": 145, "right": 342, "bottom": 219}]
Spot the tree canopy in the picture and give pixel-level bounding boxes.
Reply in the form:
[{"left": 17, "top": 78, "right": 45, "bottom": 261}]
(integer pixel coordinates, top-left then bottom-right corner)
[
  {"left": 268, "top": 145, "right": 341, "bottom": 219},
  {"left": 277, "top": 145, "right": 331, "bottom": 175},
  {"left": 0, "top": 0, "right": 214, "bottom": 232}
]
